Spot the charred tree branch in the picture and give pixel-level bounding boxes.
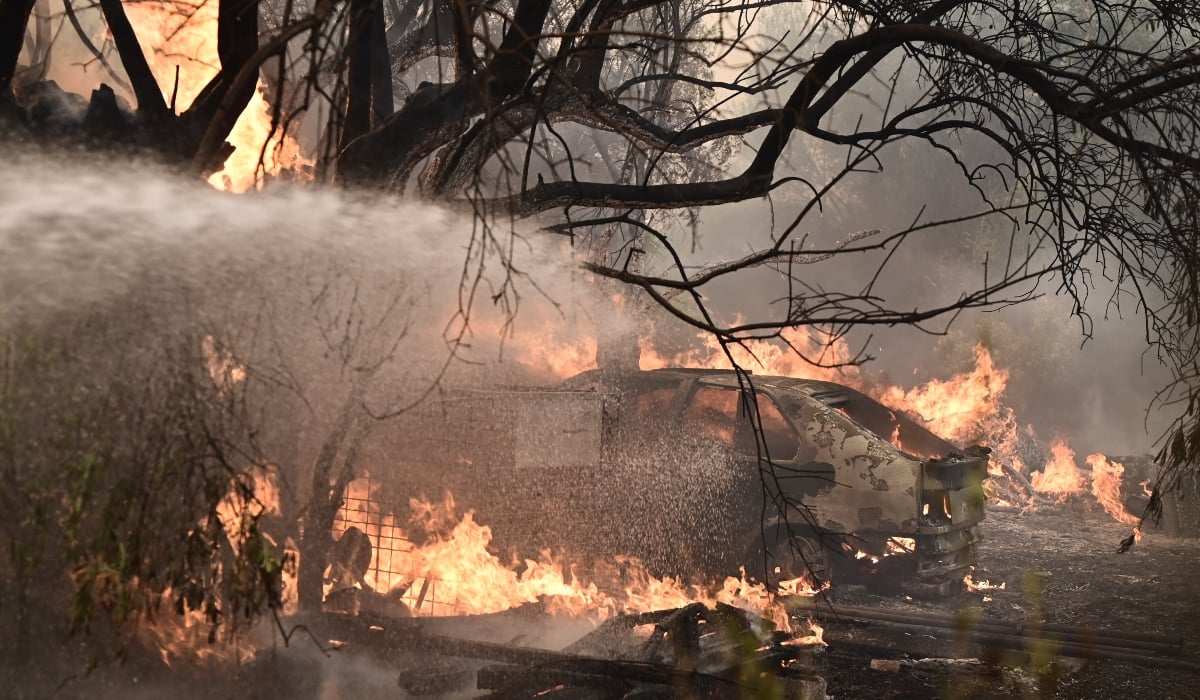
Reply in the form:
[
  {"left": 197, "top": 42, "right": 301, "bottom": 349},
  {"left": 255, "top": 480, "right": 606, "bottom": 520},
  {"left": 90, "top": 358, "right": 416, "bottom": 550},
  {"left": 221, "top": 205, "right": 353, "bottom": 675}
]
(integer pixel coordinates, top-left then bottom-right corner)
[
  {"left": 189, "top": 12, "right": 329, "bottom": 175},
  {"left": 337, "top": 0, "right": 553, "bottom": 186}
]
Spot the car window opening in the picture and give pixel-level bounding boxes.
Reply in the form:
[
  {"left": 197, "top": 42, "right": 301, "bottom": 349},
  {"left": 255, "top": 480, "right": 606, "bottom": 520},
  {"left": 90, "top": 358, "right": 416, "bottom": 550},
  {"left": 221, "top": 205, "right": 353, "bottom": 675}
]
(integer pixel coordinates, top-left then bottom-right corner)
[
  {"left": 754, "top": 394, "right": 800, "bottom": 461},
  {"left": 683, "top": 386, "right": 739, "bottom": 448}
]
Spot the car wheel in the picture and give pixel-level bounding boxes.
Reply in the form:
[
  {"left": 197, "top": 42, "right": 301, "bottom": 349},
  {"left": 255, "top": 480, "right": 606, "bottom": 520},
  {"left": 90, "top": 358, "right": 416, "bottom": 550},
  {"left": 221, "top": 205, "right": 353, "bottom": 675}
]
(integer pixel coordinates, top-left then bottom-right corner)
[{"left": 746, "top": 527, "right": 835, "bottom": 591}]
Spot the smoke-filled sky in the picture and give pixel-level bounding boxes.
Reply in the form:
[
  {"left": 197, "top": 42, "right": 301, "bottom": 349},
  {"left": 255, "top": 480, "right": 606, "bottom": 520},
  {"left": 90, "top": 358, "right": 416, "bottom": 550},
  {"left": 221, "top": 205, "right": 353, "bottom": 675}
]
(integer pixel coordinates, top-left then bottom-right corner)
[
  {"left": 0, "top": 141, "right": 1173, "bottom": 466},
  {"left": 659, "top": 93, "right": 1176, "bottom": 458},
  {"left": 9, "top": 0, "right": 1177, "bottom": 461}
]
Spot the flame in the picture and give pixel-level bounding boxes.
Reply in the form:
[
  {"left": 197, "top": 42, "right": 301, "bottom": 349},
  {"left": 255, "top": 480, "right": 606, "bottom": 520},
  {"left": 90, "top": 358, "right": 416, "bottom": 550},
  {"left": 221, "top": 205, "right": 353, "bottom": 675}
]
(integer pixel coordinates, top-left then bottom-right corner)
[
  {"left": 874, "top": 344, "right": 1029, "bottom": 474},
  {"left": 123, "top": 0, "right": 310, "bottom": 191},
  {"left": 876, "top": 345, "right": 1005, "bottom": 442},
  {"left": 854, "top": 550, "right": 880, "bottom": 564},
  {"left": 215, "top": 464, "right": 281, "bottom": 542},
  {"left": 502, "top": 321, "right": 598, "bottom": 379},
  {"left": 1086, "top": 454, "right": 1140, "bottom": 525},
  {"left": 963, "top": 571, "right": 1006, "bottom": 592},
  {"left": 141, "top": 465, "right": 296, "bottom": 666},
  {"left": 808, "top": 620, "right": 826, "bottom": 646},
  {"left": 202, "top": 335, "right": 246, "bottom": 393},
  {"left": 782, "top": 619, "right": 826, "bottom": 647},
  {"left": 467, "top": 321, "right": 859, "bottom": 385},
  {"left": 137, "top": 589, "right": 258, "bottom": 667},
  {"left": 1031, "top": 439, "right": 1085, "bottom": 498},
  {"left": 332, "top": 477, "right": 824, "bottom": 643},
  {"left": 639, "top": 327, "right": 861, "bottom": 384}
]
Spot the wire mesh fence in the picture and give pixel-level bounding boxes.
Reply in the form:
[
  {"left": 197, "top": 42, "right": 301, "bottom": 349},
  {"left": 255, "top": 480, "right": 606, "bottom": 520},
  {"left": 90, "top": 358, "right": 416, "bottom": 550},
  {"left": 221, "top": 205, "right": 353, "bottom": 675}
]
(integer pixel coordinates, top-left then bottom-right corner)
[{"left": 332, "top": 472, "right": 462, "bottom": 616}]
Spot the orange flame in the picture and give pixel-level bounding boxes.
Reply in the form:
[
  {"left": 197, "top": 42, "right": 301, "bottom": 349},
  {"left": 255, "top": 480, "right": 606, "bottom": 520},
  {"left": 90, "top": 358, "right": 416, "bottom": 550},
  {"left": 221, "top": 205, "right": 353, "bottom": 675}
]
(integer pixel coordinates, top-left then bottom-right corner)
[
  {"left": 137, "top": 590, "right": 258, "bottom": 667},
  {"left": 872, "top": 344, "right": 1035, "bottom": 478},
  {"left": 142, "top": 465, "right": 296, "bottom": 666},
  {"left": 332, "top": 477, "right": 824, "bottom": 643},
  {"left": 1086, "top": 454, "right": 1140, "bottom": 526},
  {"left": 963, "top": 571, "right": 1006, "bottom": 592},
  {"left": 124, "top": 0, "right": 311, "bottom": 191},
  {"left": 1031, "top": 440, "right": 1085, "bottom": 498},
  {"left": 503, "top": 321, "right": 599, "bottom": 379},
  {"left": 639, "top": 327, "right": 861, "bottom": 384}
]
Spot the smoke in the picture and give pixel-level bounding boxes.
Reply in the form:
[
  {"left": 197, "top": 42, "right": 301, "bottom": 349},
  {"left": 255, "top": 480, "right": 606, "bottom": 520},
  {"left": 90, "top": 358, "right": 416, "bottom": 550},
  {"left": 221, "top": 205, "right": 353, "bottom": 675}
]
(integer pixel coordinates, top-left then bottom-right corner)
[
  {"left": 648, "top": 49, "right": 1175, "bottom": 459},
  {"left": 0, "top": 149, "right": 620, "bottom": 693}
]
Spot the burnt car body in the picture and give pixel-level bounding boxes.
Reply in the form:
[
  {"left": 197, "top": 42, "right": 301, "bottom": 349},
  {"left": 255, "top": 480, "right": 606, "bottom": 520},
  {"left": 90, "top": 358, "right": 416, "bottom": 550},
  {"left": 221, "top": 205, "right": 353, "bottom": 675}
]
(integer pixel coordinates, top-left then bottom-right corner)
[{"left": 361, "top": 368, "right": 989, "bottom": 595}]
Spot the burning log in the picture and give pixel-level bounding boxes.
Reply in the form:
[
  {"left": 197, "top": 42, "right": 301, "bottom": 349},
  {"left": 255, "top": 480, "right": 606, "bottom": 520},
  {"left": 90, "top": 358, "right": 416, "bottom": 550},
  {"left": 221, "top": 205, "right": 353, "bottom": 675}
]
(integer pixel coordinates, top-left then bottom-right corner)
[{"left": 996, "top": 460, "right": 1042, "bottom": 505}]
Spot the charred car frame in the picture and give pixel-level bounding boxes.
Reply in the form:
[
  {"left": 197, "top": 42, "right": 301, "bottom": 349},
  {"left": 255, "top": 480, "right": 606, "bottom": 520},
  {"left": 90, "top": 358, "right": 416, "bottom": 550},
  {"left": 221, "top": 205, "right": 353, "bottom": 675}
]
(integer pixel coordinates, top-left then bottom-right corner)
[{"left": 359, "top": 368, "right": 990, "bottom": 597}]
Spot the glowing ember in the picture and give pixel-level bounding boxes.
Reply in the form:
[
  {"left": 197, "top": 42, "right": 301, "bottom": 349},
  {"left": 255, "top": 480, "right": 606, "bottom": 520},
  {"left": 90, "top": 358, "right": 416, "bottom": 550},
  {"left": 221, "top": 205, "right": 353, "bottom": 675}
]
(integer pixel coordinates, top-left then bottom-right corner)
[
  {"left": 782, "top": 619, "right": 826, "bottom": 647},
  {"left": 1031, "top": 439, "right": 1085, "bottom": 498},
  {"left": 963, "top": 571, "right": 1006, "bottom": 591},
  {"left": 1086, "top": 454, "right": 1140, "bottom": 526},
  {"left": 123, "top": 0, "right": 310, "bottom": 191}
]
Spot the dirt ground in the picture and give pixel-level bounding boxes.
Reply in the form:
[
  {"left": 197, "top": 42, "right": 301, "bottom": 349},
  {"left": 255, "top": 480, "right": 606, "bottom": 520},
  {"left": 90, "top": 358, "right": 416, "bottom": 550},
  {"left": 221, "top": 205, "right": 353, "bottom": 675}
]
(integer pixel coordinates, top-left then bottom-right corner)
[{"left": 813, "top": 505, "right": 1200, "bottom": 699}]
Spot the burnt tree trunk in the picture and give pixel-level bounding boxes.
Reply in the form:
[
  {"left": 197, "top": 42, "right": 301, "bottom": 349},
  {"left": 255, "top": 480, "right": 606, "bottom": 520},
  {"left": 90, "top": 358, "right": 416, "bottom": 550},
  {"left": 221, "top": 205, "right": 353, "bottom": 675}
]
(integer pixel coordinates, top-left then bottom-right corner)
[
  {"left": 340, "top": 0, "right": 393, "bottom": 152},
  {"left": 0, "top": 0, "right": 37, "bottom": 94},
  {"left": 180, "top": 0, "right": 260, "bottom": 166},
  {"left": 337, "top": 0, "right": 552, "bottom": 185},
  {"left": 369, "top": 0, "right": 393, "bottom": 122},
  {"left": 297, "top": 384, "right": 374, "bottom": 611},
  {"left": 97, "top": 0, "right": 169, "bottom": 122},
  {"left": 340, "top": 0, "right": 378, "bottom": 150}
]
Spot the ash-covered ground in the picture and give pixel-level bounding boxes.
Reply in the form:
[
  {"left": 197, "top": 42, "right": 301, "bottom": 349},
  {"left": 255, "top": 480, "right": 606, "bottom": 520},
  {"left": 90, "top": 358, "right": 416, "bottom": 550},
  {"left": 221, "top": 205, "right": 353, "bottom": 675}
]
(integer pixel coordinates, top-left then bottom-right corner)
[{"left": 816, "top": 506, "right": 1200, "bottom": 699}]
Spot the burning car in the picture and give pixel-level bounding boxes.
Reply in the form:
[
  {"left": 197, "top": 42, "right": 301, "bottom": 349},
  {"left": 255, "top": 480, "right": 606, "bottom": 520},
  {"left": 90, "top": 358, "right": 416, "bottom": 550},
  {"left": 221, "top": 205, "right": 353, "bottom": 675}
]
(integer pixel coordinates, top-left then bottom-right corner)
[{"left": 352, "top": 368, "right": 989, "bottom": 598}]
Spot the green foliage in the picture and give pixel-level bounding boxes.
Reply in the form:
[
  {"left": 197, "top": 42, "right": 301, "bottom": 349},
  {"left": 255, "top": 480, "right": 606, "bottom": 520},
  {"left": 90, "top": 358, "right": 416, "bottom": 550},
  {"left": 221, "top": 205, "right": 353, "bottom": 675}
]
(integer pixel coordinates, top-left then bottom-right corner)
[{"left": 0, "top": 300, "right": 288, "bottom": 651}]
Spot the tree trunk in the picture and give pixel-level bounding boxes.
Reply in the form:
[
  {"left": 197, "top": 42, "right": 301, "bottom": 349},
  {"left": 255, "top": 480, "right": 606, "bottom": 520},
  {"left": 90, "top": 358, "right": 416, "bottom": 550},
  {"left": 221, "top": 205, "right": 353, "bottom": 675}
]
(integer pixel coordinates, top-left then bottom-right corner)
[
  {"left": 369, "top": 0, "right": 393, "bottom": 122},
  {"left": 97, "top": 0, "right": 169, "bottom": 122},
  {"left": 340, "top": 0, "right": 376, "bottom": 151},
  {"left": 0, "top": 0, "right": 37, "bottom": 94}
]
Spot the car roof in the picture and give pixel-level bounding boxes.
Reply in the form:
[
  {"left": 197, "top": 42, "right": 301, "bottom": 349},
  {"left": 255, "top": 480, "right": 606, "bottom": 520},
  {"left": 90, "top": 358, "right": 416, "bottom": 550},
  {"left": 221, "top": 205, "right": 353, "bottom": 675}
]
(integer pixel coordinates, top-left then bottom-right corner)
[
  {"left": 564, "top": 367, "right": 959, "bottom": 455},
  {"left": 568, "top": 367, "right": 859, "bottom": 399},
  {"left": 639, "top": 367, "right": 852, "bottom": 397}
]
